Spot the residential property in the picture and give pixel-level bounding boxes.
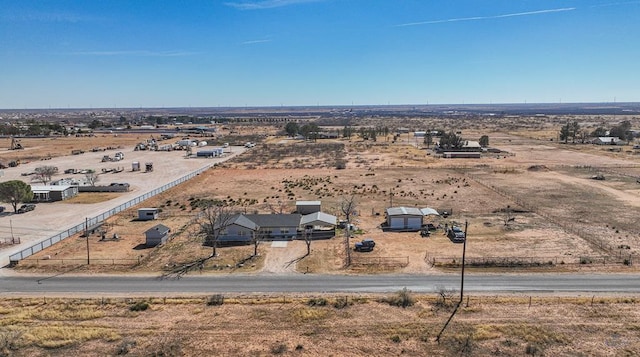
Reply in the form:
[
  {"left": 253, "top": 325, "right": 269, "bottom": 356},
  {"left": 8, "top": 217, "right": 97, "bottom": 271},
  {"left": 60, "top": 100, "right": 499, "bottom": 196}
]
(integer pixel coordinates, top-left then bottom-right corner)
[
  {"left": 245, "top": 214, "right": 302, "bottom": 240},
  {"left": 138, "top": 208, "right": 159, "bottom": 221},
  {"left": 145, "top": 224, "right": 171, "bottom": 247},
  {"left": 31, "top": 185, "right": 78, "bottom": 202},
  {"left": 216, "top": 214, "right": 260, "bottom": 243},
  {"left": 593, "top": 137, "right": 624, "bottom": 145},
  {"left": 215, "top": 211, "right": 337, "bottom": 243}
]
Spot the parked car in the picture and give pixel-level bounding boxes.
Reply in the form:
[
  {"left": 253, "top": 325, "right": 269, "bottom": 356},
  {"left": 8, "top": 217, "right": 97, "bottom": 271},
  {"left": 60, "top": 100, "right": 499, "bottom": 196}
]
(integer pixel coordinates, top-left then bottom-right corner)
[
  {"left": 0, "top": 206, "right": 5, "bottom": 213},
  {"left": 17, "top": 204, "right": 36, "bottom": 214},
  {"left": 354, "top": 239, "right": 375, "bottom": 252},
  {"left": 447, "top": 226, "right": 465, "bottom": 243}
]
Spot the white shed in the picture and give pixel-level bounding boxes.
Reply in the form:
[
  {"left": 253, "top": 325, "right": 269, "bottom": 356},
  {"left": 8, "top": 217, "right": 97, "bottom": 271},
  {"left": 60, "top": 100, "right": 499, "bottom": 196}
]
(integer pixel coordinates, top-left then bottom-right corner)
[
  {"left": 138, "top": 208, "right": 159, "bottom": 221},
  {"left": 386, "top": 207, "right": 424, "bottom": 231},
  {"left": 145, "top": 224, "right": 171, "bottom": 247}
]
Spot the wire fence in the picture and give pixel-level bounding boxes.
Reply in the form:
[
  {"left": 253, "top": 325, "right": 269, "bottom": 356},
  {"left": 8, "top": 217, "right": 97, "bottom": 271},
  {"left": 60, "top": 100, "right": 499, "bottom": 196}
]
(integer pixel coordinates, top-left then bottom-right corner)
[
  {"left": 462, "top": 171, "right": 623, "bottom": 255},
  {"left": 19, "top": 258, "right": 141, "bottom": 266},
  {"left": 0, "top": 237, "right": 21, "bottom": 245},
  {"left": 351, "top": 256, "right": 409, "bottom": 267},
  {"left": 425, "top": 254, "right": 633, "bottom": 268},
  {"left": 9, "top": 165, "right": 211, "bottom": 264}
]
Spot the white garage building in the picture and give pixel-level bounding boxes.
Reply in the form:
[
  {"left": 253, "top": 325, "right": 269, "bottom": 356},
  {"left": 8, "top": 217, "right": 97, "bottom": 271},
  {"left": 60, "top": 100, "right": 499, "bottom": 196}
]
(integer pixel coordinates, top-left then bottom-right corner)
[{"left": 385, "top": 207, "right": 424, "bottom": 231}]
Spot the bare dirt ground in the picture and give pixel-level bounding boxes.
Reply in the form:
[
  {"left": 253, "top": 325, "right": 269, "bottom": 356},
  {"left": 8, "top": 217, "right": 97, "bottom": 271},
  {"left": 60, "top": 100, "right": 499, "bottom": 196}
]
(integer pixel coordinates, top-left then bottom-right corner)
[
  {"left": 12, "top": 122, "right": 640, "bottom": 275},
  {"left": 3, "top": 117, "right": 640, "bottom": 356}
]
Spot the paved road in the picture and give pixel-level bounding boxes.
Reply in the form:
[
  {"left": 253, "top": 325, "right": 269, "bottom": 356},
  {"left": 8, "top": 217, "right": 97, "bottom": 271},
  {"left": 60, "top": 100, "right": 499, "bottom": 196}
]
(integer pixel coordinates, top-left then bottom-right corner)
[{"left": 2, "top": 273, "right": 639, "bottom": 296}]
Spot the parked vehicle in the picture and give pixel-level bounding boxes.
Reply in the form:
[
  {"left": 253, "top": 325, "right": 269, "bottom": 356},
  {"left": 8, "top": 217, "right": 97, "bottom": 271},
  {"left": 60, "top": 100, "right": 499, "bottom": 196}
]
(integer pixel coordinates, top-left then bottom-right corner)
[
  {"left": 17, "top": 204, "right": 36, "bottom": 214},
  {"left": 354, "top": 239, "right": 375, "bottom": 252},
  {"left": 0, "top": 206, "right": 5, "bottom": 213},
  {"left": 447, "top": 226, "right": 465, "bottom": 243}
]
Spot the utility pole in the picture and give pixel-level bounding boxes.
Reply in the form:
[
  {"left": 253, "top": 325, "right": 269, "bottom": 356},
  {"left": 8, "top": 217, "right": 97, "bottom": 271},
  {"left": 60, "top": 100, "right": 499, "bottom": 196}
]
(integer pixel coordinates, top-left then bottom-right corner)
[
  {"left": 436, "top": 220, "right": 468, "bottom": 343},
  {"left": 85, "top": 217, "right": 90, "bottom": 265}
]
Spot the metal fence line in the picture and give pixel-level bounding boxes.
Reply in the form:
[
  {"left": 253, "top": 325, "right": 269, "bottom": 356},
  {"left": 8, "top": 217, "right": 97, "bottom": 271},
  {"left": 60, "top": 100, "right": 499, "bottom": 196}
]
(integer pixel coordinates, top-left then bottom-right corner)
[{"left": 9, "top": 165, "right": 211, "bottom": 264}]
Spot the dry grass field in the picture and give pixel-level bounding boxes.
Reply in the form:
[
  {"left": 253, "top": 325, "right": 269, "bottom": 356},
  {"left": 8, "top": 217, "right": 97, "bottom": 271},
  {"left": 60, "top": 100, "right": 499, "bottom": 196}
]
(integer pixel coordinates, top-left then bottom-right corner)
[
  {"left": 0, "top": 294, "right": 638, "bottom": 356},
  {"left": 3, "top": 115, "right": 640, "bottom": 356}
]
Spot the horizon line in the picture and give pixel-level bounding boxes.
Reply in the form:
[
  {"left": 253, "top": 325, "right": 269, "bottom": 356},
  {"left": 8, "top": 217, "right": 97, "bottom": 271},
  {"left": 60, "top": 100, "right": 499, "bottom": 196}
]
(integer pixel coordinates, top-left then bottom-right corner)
[{"left": 1, "top": 101, "right": 639, "bottom": 112}]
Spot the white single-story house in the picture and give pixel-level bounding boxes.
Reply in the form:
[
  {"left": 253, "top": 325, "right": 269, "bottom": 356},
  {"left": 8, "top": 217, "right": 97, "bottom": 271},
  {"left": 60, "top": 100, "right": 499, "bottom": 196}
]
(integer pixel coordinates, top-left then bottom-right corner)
[
  {"left": 31, "top": 185, "right": 78, "bottom": 202},
  {"left": 138, "top": 208, "right": 159, "bottom": 221},
  {"left": 296, "top": 200, "right": 321, "bottom": 215},
  {"left": 216, "top": 214, "right": 260, "bottom": 243},
  {"left": 386, "top": 207, "right": 424, "bottom": 231},
  {"left": 593, "top": 137, "right": 624, "bottom": 145},
  {"left": 215, "top": 211, "right": 337, "bottom": 243},
  {"left": 145, "top": 224, "right": 171, "bottom": 247}
]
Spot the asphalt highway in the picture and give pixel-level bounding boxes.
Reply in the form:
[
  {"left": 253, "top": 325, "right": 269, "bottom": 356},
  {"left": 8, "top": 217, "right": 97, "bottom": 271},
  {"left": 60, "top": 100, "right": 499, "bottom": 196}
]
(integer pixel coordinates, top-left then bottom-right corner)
[{"left": 2, "top": 273, "right": 639, "bottom": 296}]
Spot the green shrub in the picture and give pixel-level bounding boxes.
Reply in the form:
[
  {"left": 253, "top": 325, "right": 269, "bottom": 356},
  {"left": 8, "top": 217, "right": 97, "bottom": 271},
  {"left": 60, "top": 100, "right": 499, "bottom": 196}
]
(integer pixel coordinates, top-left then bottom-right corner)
[
  {"left": 307, "top": 297, "right": 328, "bottom": 307},
  {"left": 129, "top": 301, "right": 149, "bottom": 312},
  {"left": 382, "top": 288, "right": 415, "bottom": 308},
  {"left": 207, "top": 294, "right": 224, "bottom": 306}
]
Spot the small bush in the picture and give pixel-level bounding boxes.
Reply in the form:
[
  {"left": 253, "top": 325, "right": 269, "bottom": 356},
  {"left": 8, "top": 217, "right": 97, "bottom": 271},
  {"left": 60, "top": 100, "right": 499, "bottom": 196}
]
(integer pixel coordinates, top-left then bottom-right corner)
[
  {"left": 207, "top": 294, "right": 225, "bottom": 306},
  {"left": 116, "top": 339, "right": 137, "bottom": 355},
  {"left": 332, "top": 296, "right": 351, "bottom": 309},
  {"left": 270, "top": 342, "right": 288, "bottom": 354},
  {"left": 382, "top": 288, "right": 415, "bottom": 308},
  {"left": 390, "top": 335, "right": 401, "bottom": 343},
  {"left": 525, "top": 343, "right": 541, "bottom": 355},
  {"left": 307, "top": 297, "right": 328, "bottom": 307},
  {"left": 129, "top": 301, "right": 149, "bottom": 312}
]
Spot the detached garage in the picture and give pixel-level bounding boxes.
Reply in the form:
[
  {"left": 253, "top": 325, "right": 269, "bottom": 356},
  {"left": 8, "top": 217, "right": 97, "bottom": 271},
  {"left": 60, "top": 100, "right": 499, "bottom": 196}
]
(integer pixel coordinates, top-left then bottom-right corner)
[{"left": 386, "top": 207, "right": 424, "bottom": 231}]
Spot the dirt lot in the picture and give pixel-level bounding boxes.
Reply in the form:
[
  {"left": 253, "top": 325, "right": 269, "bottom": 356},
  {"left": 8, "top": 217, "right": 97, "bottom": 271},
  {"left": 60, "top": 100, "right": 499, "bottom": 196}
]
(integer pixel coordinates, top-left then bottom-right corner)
[
  {"left": 0, "top": 134, "right": 244, "bottom": 267},
  {"left": 11, "top": 117, "right": 640, "bottom": 274},
  {"left": 0, "top": 294, "right": 638, "bottom": 356}
]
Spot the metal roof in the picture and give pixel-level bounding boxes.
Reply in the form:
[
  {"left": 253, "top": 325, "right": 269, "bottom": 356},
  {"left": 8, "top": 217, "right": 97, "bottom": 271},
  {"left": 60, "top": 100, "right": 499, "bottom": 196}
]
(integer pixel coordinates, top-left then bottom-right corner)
[
  {"left": 296, "top": 200, "right": 321, "bottom": 206},
  {"left": 30, "top": 185, "right": 75, "bottom": 193},
  {"left": 145, "top": 224, "right": 170, "bottom": 234},
  {"left": 244, "top": 214, "right": 302, "bottom": 228},
  {"left": 300, "top": 212, "right": 337, "bottom": 227},
  {"left": 386, "top": 207, "right": 423, "bottom": 216},
  {"left": 420, "top": 207, "right": 440, "bottom": 216}
]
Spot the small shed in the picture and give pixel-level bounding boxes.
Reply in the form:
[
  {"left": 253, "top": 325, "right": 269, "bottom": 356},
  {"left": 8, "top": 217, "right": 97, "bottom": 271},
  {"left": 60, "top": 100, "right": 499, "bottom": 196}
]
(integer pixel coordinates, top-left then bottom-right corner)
[
  {"left": 296, "top": 200, "right": 321, "bottom": 215},
  {"left": 386, "top": 207, "right": 424, "bottom": 231},
  {"left": 145, "top": 224, "right": 171, "bottom": 247},
  {"left": 138, "top": 208, "right": 159, "bottom": 221}
]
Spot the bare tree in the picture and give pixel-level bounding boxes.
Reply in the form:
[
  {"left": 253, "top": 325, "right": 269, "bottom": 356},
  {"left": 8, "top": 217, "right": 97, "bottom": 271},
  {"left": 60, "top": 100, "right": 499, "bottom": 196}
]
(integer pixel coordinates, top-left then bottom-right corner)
[
  {"left": 340, "top": 195, "right": 358, "bottom": 266},
  {"left": 198, "top": 203, "right": 235, "bottom": 257},
  {"left": 162, "top": 203, "right": 235, "bottom": 279},
  {"left": 85, "top": 170, "right": 100, "bottom": 186},
  {"left": 264, "top": 199, "right": 289, "bottom": 214},
  {"left": 250, "top": 229, "right": 263, "bottom": 257},
  {"left": 33, "top": 165, "right": 58, "bottom": 185}
]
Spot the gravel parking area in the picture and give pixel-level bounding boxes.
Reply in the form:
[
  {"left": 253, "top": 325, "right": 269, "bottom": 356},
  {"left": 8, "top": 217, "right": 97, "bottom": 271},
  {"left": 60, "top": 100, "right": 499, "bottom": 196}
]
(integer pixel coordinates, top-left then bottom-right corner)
[{"left": 0, "top": 146, "right": 245, "bottom": 267}]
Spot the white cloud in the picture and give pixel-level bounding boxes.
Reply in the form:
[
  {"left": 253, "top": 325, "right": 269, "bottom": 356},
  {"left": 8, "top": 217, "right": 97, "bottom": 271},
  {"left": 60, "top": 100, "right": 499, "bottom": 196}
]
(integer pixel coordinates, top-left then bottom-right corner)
[
  {"left": 70, "top": 50, "right": 197, "bottom": 57},
  {"left": 242, "top": 39, "right": 272, "bottom": 45},
  {"left": 225, "top": 0, "right": 323, "bottom": 10},
  {"left": 395, "top": 7, "right": 576, "bottom": 27}
]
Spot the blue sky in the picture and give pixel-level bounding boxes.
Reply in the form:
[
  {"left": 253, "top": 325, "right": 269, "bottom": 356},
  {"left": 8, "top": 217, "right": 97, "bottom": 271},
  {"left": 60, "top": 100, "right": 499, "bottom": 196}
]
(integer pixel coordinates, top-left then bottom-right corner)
[{"left": 1, "top": 0, "right": 639, "bottom": 109}]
